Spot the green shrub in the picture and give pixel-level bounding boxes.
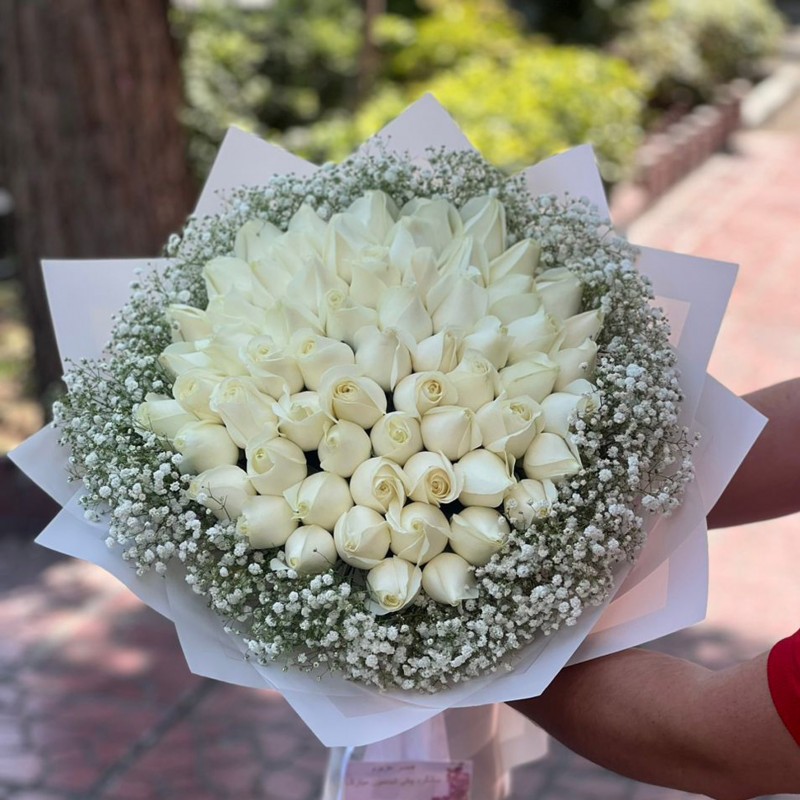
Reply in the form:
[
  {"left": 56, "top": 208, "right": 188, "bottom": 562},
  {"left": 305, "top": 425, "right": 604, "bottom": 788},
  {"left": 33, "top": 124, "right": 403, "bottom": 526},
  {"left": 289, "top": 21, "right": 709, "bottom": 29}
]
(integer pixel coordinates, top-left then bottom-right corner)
[
  {"left": 614, "top": 0, "right": 784, "bottom": 107},
  {"left": 298, "top": 46, "right": 645, "bottom": 183}
]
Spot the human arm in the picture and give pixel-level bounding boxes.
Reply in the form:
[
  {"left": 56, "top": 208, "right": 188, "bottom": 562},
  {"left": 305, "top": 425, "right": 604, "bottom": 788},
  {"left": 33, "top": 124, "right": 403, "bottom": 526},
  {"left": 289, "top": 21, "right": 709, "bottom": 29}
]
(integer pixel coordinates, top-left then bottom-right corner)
[
  {"left": 510, "top": 644, "right": 800, "bottom": 800},
  {"left": 707, "top": 377, "right": 800, "bottom": 528}
]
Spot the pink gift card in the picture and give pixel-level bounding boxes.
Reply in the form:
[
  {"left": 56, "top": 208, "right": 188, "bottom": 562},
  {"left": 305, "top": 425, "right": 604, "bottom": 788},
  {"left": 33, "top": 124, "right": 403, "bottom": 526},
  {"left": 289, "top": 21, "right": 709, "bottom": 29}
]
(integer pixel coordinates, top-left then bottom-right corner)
[{"left": 344, "top": 760, "right": 473, "bottom": 800}]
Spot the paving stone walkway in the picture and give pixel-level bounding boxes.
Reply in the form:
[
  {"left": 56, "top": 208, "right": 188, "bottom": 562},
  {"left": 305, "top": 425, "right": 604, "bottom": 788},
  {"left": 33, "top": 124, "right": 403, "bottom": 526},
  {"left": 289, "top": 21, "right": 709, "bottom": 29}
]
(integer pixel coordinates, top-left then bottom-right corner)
[{"left": 2, "top": 120, "right": 800, "bottom": 799}]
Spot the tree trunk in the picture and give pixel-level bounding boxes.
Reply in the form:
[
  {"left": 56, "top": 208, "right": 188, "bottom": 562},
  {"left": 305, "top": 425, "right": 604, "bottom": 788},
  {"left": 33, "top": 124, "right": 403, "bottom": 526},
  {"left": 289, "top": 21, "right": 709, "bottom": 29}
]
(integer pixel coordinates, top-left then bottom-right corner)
[{"left": 0, "top": 0, "right": 196, "bottom": 399}]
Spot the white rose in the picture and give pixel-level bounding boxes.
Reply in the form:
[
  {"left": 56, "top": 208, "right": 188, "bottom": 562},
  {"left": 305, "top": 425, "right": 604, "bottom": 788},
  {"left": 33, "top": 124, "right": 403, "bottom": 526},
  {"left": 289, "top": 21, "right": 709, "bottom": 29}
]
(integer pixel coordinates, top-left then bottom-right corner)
[
  {"left": 562, "top": 379, "right": 602, "bottom": 415},
  {"left": 205, "top": 292, "right": 267, "bottom": 334},
  {"left": 404, "top": 451, "right": 462, "bottom": 507},
  {"left": 378, "top": 286, "right": 433, "bottom": 343},
  {"left": 370, "top": 412, "right": 423, "bottom": 466},
  {"left": 333, "top": 506, "right": 391, "bottom": 570},
  {"left": 353, "top": 326, "right": 414, "bottom": 391},
  {"left": 561, "top": 309, "right": 604, "bottom": 349},
  {"left": 323, "top": 213, "right": 375, "bottom": 283},
  {"left": 422, "top": 552, "right": 479, "bottom": 605},
  {"left": 236, "top": 494, "right": 298, "bottom": 549},
  {"left": 165, "top": 304, "right": 212, "bottom": 343},
  {"left": 197, "top": 328, "right": 251, "bottom": 377},
  {"left": 346, "top": 190, "right": 398, "bottom": 243},
  {"left": 446, "top": 351, "right": 498, "bottom": 411},
  {"left": 437, "top": 236, "right": 490, "bottom": 285},
  {"left": 173, "top": 421, "right": 239, "bottom": 475},
  {"left": 241, "top": 336, "right": 304, "bottom": 397},
  {"left": 349, "top": 263, "right": 393, "bottom": 310},
  {"left": 397, "top": 197, "right": 462, "bottom": 255},
  {"left": 245, "top": 432, "right": 307, "bottom": 495},
  {"left": 541, "top": 391, "right": 592, "bottom": 439},
  {"left": 287, "top": 259, "right": 347, "bottom": 314},
  {"left": 203, "top": 256, "right": 272, "bottom": 307},
  {"left": 506, "top": 308, "right": 563, "bottom": 364},
  {"left": 488, "top": 238, "right": 540, "bottom": 283},
  {"left": 287, "top": 204, "right": 327, "bottom": 255},
  {"left": 503, "top": 479, "right": 558, "bottom": 529},
  {"left": 133, "top": 393, "right": 197, "bottom": 441},
  {"left": 234, "top": 218, "right": 281, "bottom": 263},
  {"left": 366, "top": 557, "right": 422, "bottom": 615},
  {"left": 272, "top": 391, "right": 329, "bottom": 451},
  {"left": 449, "top": 506, "right": 510, "bottom": 566},
  {"left": 499, "top": 354, "right": 559, "bottom": 404},
  {"left": 462, "top": 316, "right": 512, "bottom": 369},
  {"left": 283, "top": 472, "right": 353, "bottom": 531},
  {"left": 349, "top": 457, "right": 409, "bottom": 514},
  {"left": 263, "top": 299, "right": 324, "bottom": 344},
  {"left": 209, "top": 377, "right": 278, "bottom": 448},
  {"left": 392, "top": 371, "right": 458, "bottom": 418},
  {"left": 523, "top": 432, "right": 582, "bottom": 481},
  {"left": 420, "top": 406, "right": 482, "bottom": 462},
  {"left": 411, "top": 328, "right": 463, "bottom": 374},
  {"left": 319, "top": 366, "right": 387, "bottom": 429},
  {"left": 283, "top": 525, "right": 338, "bottom": 575},
  {"left": 553, "top": 338, "right": 598, "bottom": 390},
  {"left": 455, "top": 449, "right": 514, "bottom": 508},
  {"left": 159, "top": 342, "right": 214, "bottom": 377},
  {"left": 322, "top": 290, "right": 378, "bottom": 345},
  {"left": 387, "top": 502, "right": 449, "bottom": 565},
  {"left": 188, "top": 465, "right": 255, "bottom": 521},
  {"left": 290, "top": 330, "right": 355, "bottom": 391},
  {"left": 427, "top": 274, "right": 489, "bottom": 333},
  {"left": 318, "top": 420, "right": 372, "bottom": 478},
  {"left": 536, "top": 267, "right": 583, "bottom": 321},
  {"left": 475, "top": 395, "right": 544, "bottom": 459},
  {"left": 460, "top": 195, "right": 507, "bottom": 260},
  {"left": 397, "top": 243, "right": 439, "bottom": 299},
  {"left": 488, "top": 275, "right": 542, "bottom": 325},
  {"left": 172, "top": 368, "right": 225, "bottom": 421}
]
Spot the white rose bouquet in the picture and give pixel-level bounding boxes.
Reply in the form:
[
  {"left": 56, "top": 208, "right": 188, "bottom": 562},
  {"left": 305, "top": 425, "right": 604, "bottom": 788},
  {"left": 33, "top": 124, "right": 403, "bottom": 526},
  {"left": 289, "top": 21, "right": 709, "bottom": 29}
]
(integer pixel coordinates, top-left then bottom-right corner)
[{"left": 11, "top": 97, "right": 764, "bottom": 751}]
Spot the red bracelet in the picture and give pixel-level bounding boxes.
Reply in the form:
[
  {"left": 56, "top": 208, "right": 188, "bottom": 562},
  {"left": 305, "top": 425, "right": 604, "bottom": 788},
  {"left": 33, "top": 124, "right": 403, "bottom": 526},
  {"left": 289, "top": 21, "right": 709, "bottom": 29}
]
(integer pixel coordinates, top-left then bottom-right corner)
[{"left": 767, "top": 628, "right": 800, "bottom": 748}]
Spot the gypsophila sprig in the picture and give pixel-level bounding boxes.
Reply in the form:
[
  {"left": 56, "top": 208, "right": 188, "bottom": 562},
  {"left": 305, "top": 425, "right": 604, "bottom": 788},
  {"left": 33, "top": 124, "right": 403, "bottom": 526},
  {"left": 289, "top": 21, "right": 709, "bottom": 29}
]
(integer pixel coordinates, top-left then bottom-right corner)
[{"left": 55, "top": 147, "right": 693, "bottom": 691}]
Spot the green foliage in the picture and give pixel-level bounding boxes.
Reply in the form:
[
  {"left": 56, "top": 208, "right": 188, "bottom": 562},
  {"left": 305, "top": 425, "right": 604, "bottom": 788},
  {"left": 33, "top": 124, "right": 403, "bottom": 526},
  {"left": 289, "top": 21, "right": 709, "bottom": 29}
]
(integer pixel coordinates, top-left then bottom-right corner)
[
  {"left": 298, "top": 46, "right": 645, "bottom": 183},
  {"left": 614, "top": 0, "right": 785, "bottom": 107}
]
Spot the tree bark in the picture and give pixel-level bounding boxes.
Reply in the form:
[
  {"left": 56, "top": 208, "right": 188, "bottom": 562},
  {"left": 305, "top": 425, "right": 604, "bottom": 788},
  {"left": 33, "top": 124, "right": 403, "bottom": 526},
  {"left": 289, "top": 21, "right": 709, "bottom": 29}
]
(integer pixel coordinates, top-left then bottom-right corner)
[{"left": 0, "top": 0, "right": 196, "bottom": 398}]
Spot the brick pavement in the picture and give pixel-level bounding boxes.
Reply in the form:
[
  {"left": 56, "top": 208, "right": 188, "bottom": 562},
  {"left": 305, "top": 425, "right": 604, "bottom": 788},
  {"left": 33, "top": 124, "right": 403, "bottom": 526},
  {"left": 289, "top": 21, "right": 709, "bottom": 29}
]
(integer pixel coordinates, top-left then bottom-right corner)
[{"left": 2, "top": 123, "right": 800, "bottom": 799}]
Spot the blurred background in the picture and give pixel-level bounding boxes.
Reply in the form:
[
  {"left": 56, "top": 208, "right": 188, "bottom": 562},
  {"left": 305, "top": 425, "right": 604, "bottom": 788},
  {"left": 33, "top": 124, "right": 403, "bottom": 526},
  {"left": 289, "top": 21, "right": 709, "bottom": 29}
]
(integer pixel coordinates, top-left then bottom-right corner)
[{"left": 1, "top": 1, "right": 799, "bottom": 798}]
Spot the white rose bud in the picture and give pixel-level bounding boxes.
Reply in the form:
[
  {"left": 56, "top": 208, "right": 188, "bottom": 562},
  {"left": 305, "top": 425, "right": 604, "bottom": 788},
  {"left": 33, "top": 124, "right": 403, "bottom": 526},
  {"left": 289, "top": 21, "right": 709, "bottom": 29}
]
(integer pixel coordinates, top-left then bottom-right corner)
[
  {"left": 209, "top": 377, "right": 278, "bottom": 449},
  {"left": 264, "top": 299, "right": 323, "bottom": 344},
  {"left": 241, "top": 336, "right": 304, "bottom": 397},
  {"left": 449, "top": 506, "right": 510, "bottom": 566},
  {"left": 318, "top": 420, "right": 372, "bottom": 477},
  {"left": 411, "top": 328, "right": 463, "bottom": 373},
  {"left": 462, "top": 316, "right": 512, "bottom": 369},
  {"left": 428, "top": 275, "right": 489, "bottom": 333},
  {"left": 437, "top": 236, "right": 490, "bottom": 284},
  {"left": 319, "top": 366, "right": 387, "bottom": 429},
  {"left": 404, "top": 451, "right": 462, "bottom": 507},
  {"left": 392, "top": 371, "right": 458, "bottom": 418},
  {"left": 561, "top": 308, "right": 604, "bottom": 349},
  {"left": 488, "top": 275, "right": 542, "bottom": 324},
  {"left": 173, "top": 421, "right": 239, "bottom": 475},
  {"left": 488, "top": 238, "right": 540, "bottom": 283},
  {"left": 387, "top": 502, "right": 449, "bottom": 565},
  {"left": 475, "top": 395, "right": 545, "bottom": 459},
  {"left": 503, "top": 479, "right": 558, "bottom": 529},
  {"left": 398, "top": 197, "right": 463, "bottom": 255},
  {"left": 236, "top": 494, "right": 298, "bottom": 549},
  {"left": 203, "top": 256, "right": 271, "bottom": 306},
  {"left": 523, "top": 432, "right": 582, "bottom": 481},
  {"left": 322, "top": 289, "right": 378, "bottom": 345},
  {"left": 420, "top": 406, "right": 482, "bottom": 462},
  {"left": 350, "top": 457, "right": 409, "bottom": 514},
  {"left": 456, "top": 449, "right": 515, "bottom": 508},
  {"left": 196, "top": 328, "right": 250, "bottom": 377},
  {"left": 536, "top": 267, "right": 583, "bottom": 321},
  {"left": 165, "top": 304, "right": 212, "bottom": 343},
  {"left": 284, "top": 525, "right": 338, "bottom": 575},
  {"left": 172, "top": 368, "right": 225, "bottom": 422},
  {"left": 379, "top": 286, "right": 433, "bottom": 343},
  {"left": 499, "top": 354, "right": 559, "bottom": 404},
  {"left": 541, "top": 392, "right": 592, "bottom": 439},
  {"left": 446, "top": 351, "right": 498, "bottom": 411},
  {"left": 353, "top": 326, "right": 414, "bottom": 391},
  {"left": 553, "top": 338, "right": 598, "bottom": 390},
  {"left": 370, "top": 412, "right": 423, "bottom": 466},
  {"left": 234, "top": 218, "right": 281, "bottom": 263},
  {"left": 273, "top": 391, "right": 329, "bottom": 451},
  {"left": 245, "top": 432, "right": 307, "bottom": 495},
  {"left": 133, "top": 393, "right": 197, "bottom": 441},
  {"left": 562, "top": 379, "right": 602, "bottom": 415},
  {"left": 188, "top": 465, "right": 255, "bottom": 521},
  {"left": 287, "top": 204, "right": 327, "bottom": 255},
  {"left": 366, "top": 557, "right": 422, "bottom": 615},
  {"left": 333, "top": 506, "right": 391, "bottom": 570},
  {"left": 422, "top": 552, "right": 479, "bottom": 605},
  {"left": 346, "top": 190, "right": 398, "bottom": 243},
  {"left": 460, "top": 195, "right": 507, "bottom": 260},
  {"left": 283, "top": 472, "right": 353, "bottom": 531},
  {"left": 324, "top": 213, "right": 374, "bottom": 283},
  {"left": 205, "top": 292, "right": 267, "bottom": 335},
  {"left": 506, "top": 308, "right": 563, "bottom": 364},
  {"left": 159, "top": 342, "right": 214, "bottom": 377},
  {"left": 290, "top": 330, "right": 355, "bottom": 391}
]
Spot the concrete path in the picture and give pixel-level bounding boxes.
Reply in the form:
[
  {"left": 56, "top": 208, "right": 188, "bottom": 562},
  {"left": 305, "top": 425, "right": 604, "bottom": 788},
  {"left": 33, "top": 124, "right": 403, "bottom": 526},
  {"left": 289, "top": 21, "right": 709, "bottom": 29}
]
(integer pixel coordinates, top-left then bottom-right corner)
[{"left": 2, "top": 124, "right": 800, "bottom": 799}]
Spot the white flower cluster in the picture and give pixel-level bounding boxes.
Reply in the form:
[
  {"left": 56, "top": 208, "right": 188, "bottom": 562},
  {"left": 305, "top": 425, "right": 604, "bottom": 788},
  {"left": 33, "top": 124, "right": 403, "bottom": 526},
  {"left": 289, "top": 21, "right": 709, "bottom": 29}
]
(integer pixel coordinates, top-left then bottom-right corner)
[
  {"left": 54, "top": 149, "right": 694, "bottom": 691},
  {"left": 144, "top": 190, "right": 606, "bottom": 613}
]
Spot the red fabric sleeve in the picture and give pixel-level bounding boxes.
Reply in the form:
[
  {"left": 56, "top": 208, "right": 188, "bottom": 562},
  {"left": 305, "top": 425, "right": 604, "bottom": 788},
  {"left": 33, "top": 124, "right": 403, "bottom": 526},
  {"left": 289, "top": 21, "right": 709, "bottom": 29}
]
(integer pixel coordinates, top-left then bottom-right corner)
[{"left": 767, "top": 628, "right": 800, "bottom": 747}]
